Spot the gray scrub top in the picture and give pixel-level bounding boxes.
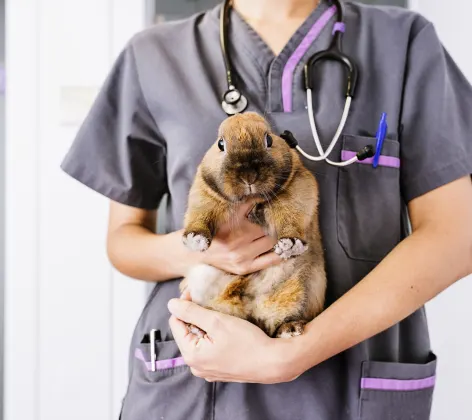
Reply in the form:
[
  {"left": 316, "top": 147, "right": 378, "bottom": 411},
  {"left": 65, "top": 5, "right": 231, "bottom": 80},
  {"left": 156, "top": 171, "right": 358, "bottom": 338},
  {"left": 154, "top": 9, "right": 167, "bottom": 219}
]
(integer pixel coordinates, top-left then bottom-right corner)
[{"left": 61, "top": 1, "right": 472, "bottom": 419}]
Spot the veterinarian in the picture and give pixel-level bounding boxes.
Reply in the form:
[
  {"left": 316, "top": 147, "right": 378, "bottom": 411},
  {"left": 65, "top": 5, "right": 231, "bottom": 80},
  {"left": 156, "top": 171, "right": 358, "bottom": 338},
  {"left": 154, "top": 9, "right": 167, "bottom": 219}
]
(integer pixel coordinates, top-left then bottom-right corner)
[{"left": 61, "top": 0, "right": 472, "bottom": 419}]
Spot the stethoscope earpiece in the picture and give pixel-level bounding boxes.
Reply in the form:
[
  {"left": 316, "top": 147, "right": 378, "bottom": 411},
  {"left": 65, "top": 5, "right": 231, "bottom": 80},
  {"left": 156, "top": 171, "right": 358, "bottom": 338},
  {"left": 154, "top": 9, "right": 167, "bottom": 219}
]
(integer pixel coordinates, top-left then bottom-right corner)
[
  {"left": 357, "top": 145, "right": 375, "bottom": 161},
  {"left": 280, "top": 131, "right": 299, "bottom": 148}
]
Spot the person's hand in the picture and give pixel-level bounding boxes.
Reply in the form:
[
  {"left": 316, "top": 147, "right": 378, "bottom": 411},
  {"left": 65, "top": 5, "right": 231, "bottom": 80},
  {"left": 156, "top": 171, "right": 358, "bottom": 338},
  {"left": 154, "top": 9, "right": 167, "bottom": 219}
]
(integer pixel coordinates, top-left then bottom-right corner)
[
  {"left": 168, "top": 294, "right": 305, "bottom": 384},
  {"left": 200, "top": 202, "right": 280, "bottom": 275}
]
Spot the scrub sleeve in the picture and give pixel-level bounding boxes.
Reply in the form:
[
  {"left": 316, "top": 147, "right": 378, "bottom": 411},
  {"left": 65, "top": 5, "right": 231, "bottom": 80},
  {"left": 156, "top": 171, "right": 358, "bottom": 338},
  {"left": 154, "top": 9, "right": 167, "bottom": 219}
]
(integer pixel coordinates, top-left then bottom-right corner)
[
  {"left": 399, "top": 22, "right": 472, "bottom": 203},
  {"left": 61, "top": 43, "right": 168, "bottom": 209}
]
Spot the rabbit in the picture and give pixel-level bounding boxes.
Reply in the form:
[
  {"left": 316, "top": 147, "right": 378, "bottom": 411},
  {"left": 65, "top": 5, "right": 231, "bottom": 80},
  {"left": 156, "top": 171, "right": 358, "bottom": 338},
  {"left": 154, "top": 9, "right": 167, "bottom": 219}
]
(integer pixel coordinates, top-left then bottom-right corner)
[{"left": 180, "top": 112, "right": 326, "bottom": 339}]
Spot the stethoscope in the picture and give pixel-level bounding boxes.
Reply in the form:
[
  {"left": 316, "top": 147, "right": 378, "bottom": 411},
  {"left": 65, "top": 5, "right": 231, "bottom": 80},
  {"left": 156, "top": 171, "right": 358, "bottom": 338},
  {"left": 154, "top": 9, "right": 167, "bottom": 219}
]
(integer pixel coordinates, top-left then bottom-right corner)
[{"left": 219, "top": 0, "right": 374, "bottom": 166}]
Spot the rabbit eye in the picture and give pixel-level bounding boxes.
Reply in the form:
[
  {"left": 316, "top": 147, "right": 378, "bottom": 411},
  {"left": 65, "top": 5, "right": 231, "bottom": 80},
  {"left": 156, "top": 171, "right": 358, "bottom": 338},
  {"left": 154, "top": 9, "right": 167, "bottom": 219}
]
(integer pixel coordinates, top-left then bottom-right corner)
[
  {"left": 218, "top": 138, "right": 226, "bottom": 152},
  {"left": 265, "top": 133, "right": 273, "bottom": 148}
]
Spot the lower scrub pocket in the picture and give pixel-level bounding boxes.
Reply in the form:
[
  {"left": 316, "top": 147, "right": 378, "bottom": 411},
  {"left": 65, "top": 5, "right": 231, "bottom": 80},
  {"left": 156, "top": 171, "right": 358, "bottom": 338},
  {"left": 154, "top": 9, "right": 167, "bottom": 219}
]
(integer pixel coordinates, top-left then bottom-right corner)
[
  {"left": 120, "top": 339, "right": 215, "bottom": 420},
  {"left": 358, "top": 353, "right": 437, "bottom": 420}
]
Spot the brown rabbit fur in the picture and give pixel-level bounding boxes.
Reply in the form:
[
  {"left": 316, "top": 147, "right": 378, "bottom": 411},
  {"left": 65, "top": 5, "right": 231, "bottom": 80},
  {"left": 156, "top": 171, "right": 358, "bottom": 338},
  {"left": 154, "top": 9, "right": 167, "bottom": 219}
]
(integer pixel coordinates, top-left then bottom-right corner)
[{"left": 180, "top": 112, "right": 326, "bottom": 338}]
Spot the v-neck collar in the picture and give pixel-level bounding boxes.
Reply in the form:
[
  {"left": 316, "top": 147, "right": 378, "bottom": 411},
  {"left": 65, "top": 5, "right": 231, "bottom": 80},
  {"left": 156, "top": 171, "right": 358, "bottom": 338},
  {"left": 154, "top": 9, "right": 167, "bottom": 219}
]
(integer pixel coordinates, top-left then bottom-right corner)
[
  {"left": 207, "top": 0, "right": 338, "bottom": 112},
  {"left": 233, "top": 1, "right": 332, "bottom": 64}
]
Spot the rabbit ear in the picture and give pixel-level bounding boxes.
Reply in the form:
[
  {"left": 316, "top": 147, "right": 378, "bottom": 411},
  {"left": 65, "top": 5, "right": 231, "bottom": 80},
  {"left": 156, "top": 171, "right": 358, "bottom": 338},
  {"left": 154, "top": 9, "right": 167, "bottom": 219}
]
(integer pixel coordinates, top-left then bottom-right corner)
[
  {"left": 242, "top": 111, "right": 269, "bottom": 123},
  {"left": 219, "top": 112, "right": 270, "bottom": 137}
]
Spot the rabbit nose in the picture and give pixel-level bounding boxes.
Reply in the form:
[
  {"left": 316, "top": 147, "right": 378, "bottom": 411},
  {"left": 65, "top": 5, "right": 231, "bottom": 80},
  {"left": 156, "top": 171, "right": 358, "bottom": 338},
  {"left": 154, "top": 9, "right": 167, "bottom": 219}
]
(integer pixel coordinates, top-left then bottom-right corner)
[{"left": 241, "top": 170, "right": 259, "bottom": 185}]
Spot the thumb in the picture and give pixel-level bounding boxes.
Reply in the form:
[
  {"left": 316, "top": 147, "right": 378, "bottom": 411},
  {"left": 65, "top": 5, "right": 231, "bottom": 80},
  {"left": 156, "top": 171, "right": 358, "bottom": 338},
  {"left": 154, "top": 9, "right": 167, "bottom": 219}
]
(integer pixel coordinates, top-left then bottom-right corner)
[
  {"left": 167, "top": 298, "right": 216, "bottom": 332},
  {"left": 236, "top": 201, "right": 255, "bottom": 219},
  {"left": 180, "top": 289, "right": 192, "bottom": 301}
]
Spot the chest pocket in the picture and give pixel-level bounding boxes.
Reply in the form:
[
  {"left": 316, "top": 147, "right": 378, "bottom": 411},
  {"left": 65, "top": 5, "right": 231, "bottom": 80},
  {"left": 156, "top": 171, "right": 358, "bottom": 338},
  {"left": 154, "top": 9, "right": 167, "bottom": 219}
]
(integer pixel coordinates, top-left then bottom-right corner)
[{"left": 337, "top": 134, "right": 402, "bottom": 262}]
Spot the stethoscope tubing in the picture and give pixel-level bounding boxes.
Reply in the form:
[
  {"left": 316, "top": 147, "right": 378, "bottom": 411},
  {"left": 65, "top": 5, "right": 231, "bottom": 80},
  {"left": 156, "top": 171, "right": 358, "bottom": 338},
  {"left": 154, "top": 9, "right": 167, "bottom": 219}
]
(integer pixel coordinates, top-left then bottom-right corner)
[
  {"left": 295, "top": 90, "right": 358, "bottom": 167},
  {"left": 219, "top": 0, "right": 367, "bottom": 167}
]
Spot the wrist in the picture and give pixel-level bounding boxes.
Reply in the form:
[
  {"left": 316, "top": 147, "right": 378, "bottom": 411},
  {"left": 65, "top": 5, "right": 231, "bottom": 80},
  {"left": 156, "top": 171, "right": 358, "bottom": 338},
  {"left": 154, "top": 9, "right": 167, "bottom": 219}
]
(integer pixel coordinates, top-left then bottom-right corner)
[
  {"left": 263, "top": 334, "right": 311, "bottom": 382},
  {"left": 276, "top": 324, "right": 326, "bottom": 380},
  {"left": 158, "top": 230, "right": 205, "bottom": 278},
  {"left": 174, "top": 229, "right": 206, "bottom": 275}
]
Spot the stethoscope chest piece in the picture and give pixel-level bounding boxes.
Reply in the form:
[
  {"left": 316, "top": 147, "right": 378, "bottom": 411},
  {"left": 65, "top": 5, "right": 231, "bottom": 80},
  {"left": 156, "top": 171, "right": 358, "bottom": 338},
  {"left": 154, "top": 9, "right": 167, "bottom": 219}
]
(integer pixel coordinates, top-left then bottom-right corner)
[{"left": 222, "top": 87, "right": 248, "bottom": 115}]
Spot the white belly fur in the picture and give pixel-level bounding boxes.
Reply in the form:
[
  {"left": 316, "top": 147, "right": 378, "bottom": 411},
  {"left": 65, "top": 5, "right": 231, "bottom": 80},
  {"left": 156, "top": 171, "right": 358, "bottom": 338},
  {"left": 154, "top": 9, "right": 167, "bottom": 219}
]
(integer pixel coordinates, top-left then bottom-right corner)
[
  {"left": 186, "top": 260, "right": 297, "bottom": 310},
  {"left": 185, "top": 264, "right": 232, "bottom": 306}
]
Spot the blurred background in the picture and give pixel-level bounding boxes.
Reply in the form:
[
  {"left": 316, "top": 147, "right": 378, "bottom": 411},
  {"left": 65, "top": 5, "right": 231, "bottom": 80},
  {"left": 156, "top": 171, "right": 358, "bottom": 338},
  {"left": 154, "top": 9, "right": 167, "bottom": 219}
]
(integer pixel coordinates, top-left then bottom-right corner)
[{"left": 3, "top": 1, "right": 471, "bottom": 419}]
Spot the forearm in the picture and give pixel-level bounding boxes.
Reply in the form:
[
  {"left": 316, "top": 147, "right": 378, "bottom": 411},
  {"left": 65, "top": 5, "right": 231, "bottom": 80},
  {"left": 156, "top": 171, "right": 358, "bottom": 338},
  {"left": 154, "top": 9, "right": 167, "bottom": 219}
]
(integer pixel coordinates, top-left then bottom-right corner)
[
  {"left": 107, "top": 225, "right": 202, "bottom": 282},
  {"left": 294, "top": 226, "right": 472, "bottom": 372}
]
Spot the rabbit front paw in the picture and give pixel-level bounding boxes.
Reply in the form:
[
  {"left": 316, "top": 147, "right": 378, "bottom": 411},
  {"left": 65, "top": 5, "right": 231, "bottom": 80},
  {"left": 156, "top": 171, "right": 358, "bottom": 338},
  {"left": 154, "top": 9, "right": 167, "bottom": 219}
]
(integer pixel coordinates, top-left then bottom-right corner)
[
  {"left": 275, "top": 321, "right": 306, "bottom": 338},
  {"left": 274, "top": 238, "right": 308, "bottom": 260},
  {"left": 183, "top": 232, "right": 211, "bottom": 252}
]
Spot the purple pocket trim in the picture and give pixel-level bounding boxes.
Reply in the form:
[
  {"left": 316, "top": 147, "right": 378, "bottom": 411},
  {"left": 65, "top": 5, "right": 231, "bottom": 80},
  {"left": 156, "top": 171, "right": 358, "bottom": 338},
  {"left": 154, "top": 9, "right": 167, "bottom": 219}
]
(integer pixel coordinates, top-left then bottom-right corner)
[
  {"left": 281, "top": 5, "right": 337, "bottom": 113},
  {"left": 361, "top": 376, "right": 436, "bottom": 391},
  {"left": 134, "top": 348, "right": 186, "bottom": 371},
  {"left": 341, "top": 150, "right": 401, "bottom": 168}
]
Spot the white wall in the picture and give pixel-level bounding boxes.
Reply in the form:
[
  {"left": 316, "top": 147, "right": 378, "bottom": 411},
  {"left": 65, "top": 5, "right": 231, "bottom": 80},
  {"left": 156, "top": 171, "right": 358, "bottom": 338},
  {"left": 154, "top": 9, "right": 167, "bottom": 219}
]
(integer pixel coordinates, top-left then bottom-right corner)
[
  {"left": 409, "top": 2, "right": 472, "bottom": 418},
  {"left": 0, "top": 0, "right": 5, "bottom": 414},
  {"left": 5, "top": 1, "right": 148, "bottom": 420}
]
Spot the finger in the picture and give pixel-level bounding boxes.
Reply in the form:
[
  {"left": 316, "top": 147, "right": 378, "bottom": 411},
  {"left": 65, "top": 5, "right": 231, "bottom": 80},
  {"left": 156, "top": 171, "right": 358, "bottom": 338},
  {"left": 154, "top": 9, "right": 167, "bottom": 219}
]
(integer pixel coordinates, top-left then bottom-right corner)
[
  {"left": 247, "top": 251, "right": 282, "bottom": 273},
  {"left": 180, "top": 289, "right": 192, "bottom": 301},
  {"left": 191, "top": 369, "right": 224, "bottom": 383},
  {"left": 242, "top": 235, "right": 277, "bottom": 259},
  {"left": 168, "top": 315, "right": 204, "bottom": 359},
  {"left": 191, "top": 367, "right": 201, "bottom": 377},
  {"left": 167, "top": 298, "right": 219, "bottom": 332},
  {"left": 205, "top": 377, "right": 227, "bottom": 382},
  {"left": 191, "top": 368, "right": 208, "bottom": 378},
  {"left": 236, "top": 201, "right": 256, "bottom": 218},
  {"left": 243, "top": 223, "right": 267, "bottom": 242},
  {"left": 190, "top": 367, "right": 253, "bottom": 383},
  {"left": 217, "top": 212, "right": 260, "bottom": 240},
  {"left": 168, "top": 315, "right": 194, "bottom": 345}
]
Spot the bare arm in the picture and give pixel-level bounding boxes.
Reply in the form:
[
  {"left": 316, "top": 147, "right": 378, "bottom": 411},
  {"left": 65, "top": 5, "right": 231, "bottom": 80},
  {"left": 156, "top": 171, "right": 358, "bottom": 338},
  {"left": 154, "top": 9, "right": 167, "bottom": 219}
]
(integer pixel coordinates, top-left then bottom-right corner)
[
  {"left": 290, "top": 176, "right": 472, "bottom": 373},
  {"left": 107, "top": 201, "right": 201, "bottom": 282},
  {"left": 107, "top": 201, "right": 281, "bottom": 282}
]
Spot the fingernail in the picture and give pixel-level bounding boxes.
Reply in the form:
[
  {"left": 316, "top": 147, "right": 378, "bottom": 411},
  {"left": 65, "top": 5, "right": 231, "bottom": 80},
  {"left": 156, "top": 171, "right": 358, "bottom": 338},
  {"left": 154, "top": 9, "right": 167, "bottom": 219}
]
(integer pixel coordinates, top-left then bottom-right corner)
[{"left": 167, "top": 298, "right": 179, "bottom": 313}]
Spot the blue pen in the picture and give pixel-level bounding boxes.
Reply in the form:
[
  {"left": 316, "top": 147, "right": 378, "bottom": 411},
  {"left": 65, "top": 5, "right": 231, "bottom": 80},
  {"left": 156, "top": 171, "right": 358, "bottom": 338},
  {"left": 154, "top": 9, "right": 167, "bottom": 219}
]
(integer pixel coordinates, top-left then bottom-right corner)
[{"left": 373, "top": 112, "right": 388, "bottom": 168}]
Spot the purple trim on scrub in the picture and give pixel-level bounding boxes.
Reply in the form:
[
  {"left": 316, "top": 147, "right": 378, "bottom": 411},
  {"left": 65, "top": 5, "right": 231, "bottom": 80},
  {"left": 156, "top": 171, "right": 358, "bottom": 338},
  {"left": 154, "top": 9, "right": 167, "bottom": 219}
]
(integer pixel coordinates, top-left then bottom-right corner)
[
  {"left": 341, "top": 150, "right": 401, "bottom": 168},
  {"left": 361, "top": 376, "right": 436, "bottom": 391},
  {"left": 134, "top": 348, "right": 187, "bottom": 371},
  {"left": 332, "top": 22, "right": 346, "bottom": 34},
  {"left": 281, "top": 5, "right": 337, "bottom": 113}
]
